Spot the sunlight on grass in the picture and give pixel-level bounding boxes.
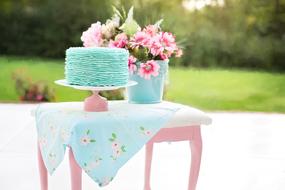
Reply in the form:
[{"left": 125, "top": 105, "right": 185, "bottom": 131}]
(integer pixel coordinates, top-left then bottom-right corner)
[{"left": 0, "top": 56, "right": 285, "bottom": 113}]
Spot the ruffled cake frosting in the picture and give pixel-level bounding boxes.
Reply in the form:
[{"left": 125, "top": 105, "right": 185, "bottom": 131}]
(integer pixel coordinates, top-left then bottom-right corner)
[{"left": 65, "top": 47, "right": 129, "bottom": 87}]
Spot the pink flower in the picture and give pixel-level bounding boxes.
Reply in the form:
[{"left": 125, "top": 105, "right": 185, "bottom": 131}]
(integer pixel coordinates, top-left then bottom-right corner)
[
  {"left": 150, "top": 40, "right": 164, "bottom": 56},
  {"left": 144, "top": 25, "right": 158, "bottom": 37},
  {"left": 138, "top": 60, "right": 160, "bottom": 80},
  {"left": 150, "top": 32, "right": 177, "bottom": 59},
  {"left": 36, "top": 95, "right": 44, "bottom": 101},
  {"left": 176, "top": 48, "right": 183, "bottom": 57},
  {"left": 109, "top": 33, "right": 128, "bottom": 48},
  {"left": 159, "top": 52, "right": 169, "bottom": 60},
  {"left": 131, "top": 31, "right": 151, "bottom": 47},
  {"left": 160, "top": 32, "right": 176, "bottom": 50},
  {"left": 113, "top": 149, "right": 122, "bottom": 157},
  {"left": 81, "top": 22, "right": 103, "bottom": 47},
  {"left": 81, "top": 135, "right": 91, "bottom": 145},
  {"left": 112, "top": 141, "right": 120, "bottom": 150},
  {"left": 144, "top": 130, "right": 152, "bottom": 136},
  {"left": 90, "top": 159, "right": 101, "bottom": 168},
  {"left": 128, "top": 56, "right": 137, "bottom": 74}
]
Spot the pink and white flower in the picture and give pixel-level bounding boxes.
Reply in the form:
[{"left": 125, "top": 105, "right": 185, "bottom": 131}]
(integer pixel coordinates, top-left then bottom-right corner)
[
  {"left": 130, "top": 31, "right": 151, "bottom": 47},
  {"left": 81, "top": 135, "right": 91, "bottom": 145},
  {"left": 81, "top": 22, "right": 103, "bottom": 47},
  {"left": 128, "top": 56, "right": 137, "bottom": 74},
  {"left": 150, "top": 32, "right": 178, "bottom": 59},
  {"left": 48, "top": 152, "right": 57, "bottom": 167},
  {"left": 176, "top": 48, "right": 183, "bottom": 57},
  {"left": 111, "top": 141, "right": 120, "bottom": 150},
  {"left": 138, "top": 60, "right": 160, "bottom": 80},
  {"left": 61, "top": 130, "right": 70, "bottom": 142},
  {"left": 113, "top": 148, "right": 122, "bottom": 158},
  {"left": 140, "top": 126, "right": 152, "bottom": 136},
  {"left": 144, "top": 130, "right": 152, "bottom": 136},
  {"left": 109, "top": 33, "right": 128, "bottom": 48},
  {"left": 90, "top": 159, "right": 102, "bottom": 168},
  {"left": 144, "top": 25, "right": 158, "bottom": 37}
]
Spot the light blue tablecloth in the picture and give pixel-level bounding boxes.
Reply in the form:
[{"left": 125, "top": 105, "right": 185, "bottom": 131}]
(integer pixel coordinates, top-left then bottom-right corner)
[{"left": 35, "top": 101, "right": 181, "bottom": 187}]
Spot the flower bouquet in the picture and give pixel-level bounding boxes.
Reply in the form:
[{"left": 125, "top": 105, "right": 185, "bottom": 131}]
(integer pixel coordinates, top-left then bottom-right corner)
[{"left": 81, "top": 7, "right": 182, "bottom": 103}]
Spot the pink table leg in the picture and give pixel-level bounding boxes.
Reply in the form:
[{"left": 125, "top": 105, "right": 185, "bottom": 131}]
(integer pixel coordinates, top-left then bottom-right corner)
[
  {"left": 144, "top": 126, "right": 202, "bottom": 190},
  {"left": 38, "top": 143, "right": 48, "bottom": 190},
  {"left": 144, "top": 142, "right": 154, "bottom": 190},
  {"left": 188, "top": 127, "right": 202, "bottom": 190},
  {"left": 69, "top": 148, "right": 82, "bottom": 190}
]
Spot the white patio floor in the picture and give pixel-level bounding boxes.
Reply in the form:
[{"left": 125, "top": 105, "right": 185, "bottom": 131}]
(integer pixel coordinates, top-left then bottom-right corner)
[{"left": 0, "top": 103, "right": 285, "bottom": 190}]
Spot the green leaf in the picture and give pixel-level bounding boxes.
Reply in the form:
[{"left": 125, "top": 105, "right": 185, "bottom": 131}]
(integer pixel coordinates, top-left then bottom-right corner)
[
  {"left": 119, "top": 6, "right": 140, "bottom": 36},
  {"left": 121, "top": 6, "right": 127, "bottom": 20},
  {"left": 133, "top": 47, "right": 149, "bottom": 62},
  {"left": 112, "top": 133, "right": 116, "bottom": 139},
  {"left": 154, "top": 19, "right": 163, "bottom": 29},
  {"left": 140, "top": 126, "right": 145, "bottom": 130},
  {"left": 87, "top": 129, "right": 90, "bottom": 135},
  {"left": 90, "top": 139, "right": 96, "bottom": 142},
  {"left": 112, "top": 6, "right": 123, "bottom": 20},
  {"left": 121, "top": 145, "right": 126, "bottom": 152},
  {"left": 109, "top": 138, "right": 114, "bottom": 142}
]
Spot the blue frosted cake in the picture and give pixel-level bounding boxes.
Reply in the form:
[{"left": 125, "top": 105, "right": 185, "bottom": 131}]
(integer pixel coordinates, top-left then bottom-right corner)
[{"left": 65, "top": 47, "right": 129, "bottom": 86}]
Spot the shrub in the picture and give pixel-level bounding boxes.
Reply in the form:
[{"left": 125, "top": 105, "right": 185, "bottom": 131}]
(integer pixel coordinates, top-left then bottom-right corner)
[{"left": 12, "top": 70, "right": 55, "bottom": 102}]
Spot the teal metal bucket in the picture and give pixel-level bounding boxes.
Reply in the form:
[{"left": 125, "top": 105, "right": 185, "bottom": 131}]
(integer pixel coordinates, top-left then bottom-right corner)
[{"left": 127, "top": 60, "right": 169, "bottom": 104}]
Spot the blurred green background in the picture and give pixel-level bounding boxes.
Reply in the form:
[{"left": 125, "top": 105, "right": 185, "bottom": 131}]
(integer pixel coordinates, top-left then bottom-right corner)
[{"left": 0, "top": 0, "right": 284, "bottom": 112}]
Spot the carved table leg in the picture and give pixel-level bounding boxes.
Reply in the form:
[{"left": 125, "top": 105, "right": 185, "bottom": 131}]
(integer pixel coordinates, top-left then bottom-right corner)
[
  {"left": 38, "top": 143, "right": 48, "bottom": 190},
  {"left": 188, "top": 126, "right": 202, "bottom": 190},
  {"left": 69, "top": 148, "right": 82, "bottom": 190},
  {"left": 144, "top": 142, "right": 154, "bottom": 190}
]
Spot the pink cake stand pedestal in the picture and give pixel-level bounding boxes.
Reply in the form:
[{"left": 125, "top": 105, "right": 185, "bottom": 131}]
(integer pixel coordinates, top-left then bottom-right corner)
[
  {"left": 84, "top": 91, "right": 108, "bottom": 112},
  {"left": 55, "top": 79, "right": 137, "bottom": 112}
]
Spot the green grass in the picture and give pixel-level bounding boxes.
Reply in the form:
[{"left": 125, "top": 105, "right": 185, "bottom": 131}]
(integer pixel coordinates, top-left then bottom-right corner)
[{"left": 1, "top": 56, "right": 285, "bottom": 113}]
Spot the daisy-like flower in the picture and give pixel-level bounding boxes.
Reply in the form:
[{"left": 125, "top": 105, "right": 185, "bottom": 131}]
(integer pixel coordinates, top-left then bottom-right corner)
[
  {"left": 144, "top": 130, "right": 152, "bottom": 136},
  {"left": 150, "top": 32, "right": 178, "bottom": 59},
  {"left": 81, "top": 22, "right": 103, "bottom": 47},
  {"left": 140, "top": 126, "right": 152, "bottom": 136},
  {"left": 81, "top": 129, "right": 96, "bottom": 146},
  {"left": 143, "top": 25, "right": 158, "bottom": 37},
  {"left": 176, "top": 48, "right": 183, "bottom": 57},
  {"left": 128, "top": 56, "right": 137, "bottom": 74},
  {"left": 81, "top": 135, "right": 91, "bottom": 145},
  {"left": 48, "top": 152, "right": 57, "bottom": 167},
  {"left": 130, "top": 31, "right": 151, "bottom": 47},
  {"left": 138, "top": 60, "right": 160, "bottom": 80},
  {"left": 111, "top": 141, "right": 120, "bottom": 150},
  {"left": 61, "top": 130, "right": 70, "bottom": 142},
  {"left": 114, "top": 148, "right": 122, "bottom": 157}
]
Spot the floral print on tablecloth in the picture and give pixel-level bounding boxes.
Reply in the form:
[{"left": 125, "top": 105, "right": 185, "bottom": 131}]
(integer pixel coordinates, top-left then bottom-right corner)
[{"left": 35, "top": 102, "right": 180, "bottom": 187}]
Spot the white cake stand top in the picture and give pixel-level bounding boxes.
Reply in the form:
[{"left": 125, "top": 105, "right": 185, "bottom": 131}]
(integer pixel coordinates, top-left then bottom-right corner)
[{"left": 55, "top": 79, "right": 137, "bottom": 91}]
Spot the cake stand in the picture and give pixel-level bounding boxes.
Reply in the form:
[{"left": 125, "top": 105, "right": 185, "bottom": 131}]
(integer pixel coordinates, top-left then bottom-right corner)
[{"left": 55, "top": 79, "right": 137, "bottom": 112}]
